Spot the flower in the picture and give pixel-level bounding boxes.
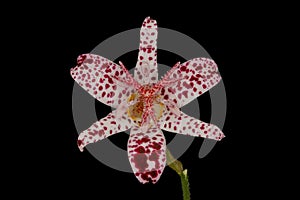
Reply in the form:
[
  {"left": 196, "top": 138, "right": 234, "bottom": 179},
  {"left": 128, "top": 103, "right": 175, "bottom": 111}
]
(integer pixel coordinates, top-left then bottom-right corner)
[{"left": 70, "top": 17, "right": 225, "bottom": 184}]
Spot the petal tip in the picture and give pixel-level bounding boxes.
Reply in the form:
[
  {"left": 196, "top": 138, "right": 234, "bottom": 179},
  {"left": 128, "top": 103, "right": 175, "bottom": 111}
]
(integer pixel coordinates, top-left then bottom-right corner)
[
  {"left": 77, "top": 140, "right": 84, "bottom": 152},
  {"left": 77, "top": 54, "right": 88, "bottom": 65},
  {"left": 135, "top": 171, "right": 161, "bottom": 184},
  {"left": 215, "top": 130, "right": 225, "bottom": 141},
  {"left": 143, "top": 16, "right": 157, "bottom": 25},
  {"left": 220, "top": 134, "right": 226, "bottom": 140}
]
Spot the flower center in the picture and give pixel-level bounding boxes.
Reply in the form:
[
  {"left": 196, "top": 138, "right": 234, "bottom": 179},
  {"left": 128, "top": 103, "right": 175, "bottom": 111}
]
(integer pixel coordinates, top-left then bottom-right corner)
[{"left": 127, "top": 85, "right": 165, "bottom": 127}]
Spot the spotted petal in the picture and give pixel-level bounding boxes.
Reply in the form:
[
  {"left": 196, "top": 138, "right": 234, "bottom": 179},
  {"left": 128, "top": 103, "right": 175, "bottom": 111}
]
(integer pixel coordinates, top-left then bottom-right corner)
[
  {"left": 70, "top": 54, "right": 135, "bottom": 108},
  {"left": 134, "top": 17, "right": 158, "bottom": 85},
  {"left": 159, "top": 109, "right": 225, "bottom": 141},
  {"left": 159, "top": 58, "right": 221, "bottom": 108},
  {"left": 128, "top": 126, "right": 166, "bottom": 184},
  {"left": 77, "top": 110, "right": 132, "bottom": 152}
]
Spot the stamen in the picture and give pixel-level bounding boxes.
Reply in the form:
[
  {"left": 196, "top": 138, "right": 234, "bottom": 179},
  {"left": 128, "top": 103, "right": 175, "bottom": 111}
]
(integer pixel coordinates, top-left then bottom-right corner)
[
  {"left": 153, "top": 62, "right": 181, "bottom": 92},
  {"left": 119, "top": 61, "right": 142, "bottom": 90}
]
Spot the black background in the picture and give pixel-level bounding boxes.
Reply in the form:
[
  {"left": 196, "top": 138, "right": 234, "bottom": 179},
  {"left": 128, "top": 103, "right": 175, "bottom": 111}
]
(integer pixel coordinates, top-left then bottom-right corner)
[{"left": 15, "top": 3, "right": 283, "bottom": 199}]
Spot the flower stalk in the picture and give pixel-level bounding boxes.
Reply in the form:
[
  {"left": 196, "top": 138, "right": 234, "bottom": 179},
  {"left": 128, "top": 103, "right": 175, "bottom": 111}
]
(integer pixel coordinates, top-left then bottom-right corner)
[{"left": 166, "top": 149, "right": 191, "bottom": 200}]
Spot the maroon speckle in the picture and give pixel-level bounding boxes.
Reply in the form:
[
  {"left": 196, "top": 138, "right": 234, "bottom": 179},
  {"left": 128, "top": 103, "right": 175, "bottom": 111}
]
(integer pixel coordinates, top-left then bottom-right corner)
[
  {"left": 135, "top": 146, "right": 146, "bottom": 153},
  {"left": 141, "top": 173, "right": 150, "bottom": 182},
  {"left": 182, "top": 91, "right": 188, "bottom": 98},
  {"left": 85, "top": 83, "right": 91, "bottom": 88},
  {"left": 105, "top": 84, "right": 110, "bottom": 89},
  {"left": 150, "top": 142, "right": 161, "bottom": 150},
  {"left": 178, "top": 93, "right": 182, "bottom": 99},
  {"left": 149, "top": 171, "right": 158, "bottom": 178},
  {"left": 132, "top": 153, "right": 148, "bottom": 172},
  {"left": 105, "top": 68, "right": 112, "bottom": 73},
  {"left": 183, "top": 82, "right": 192, "bottom": 89},
  {"left": 108, "top": 78, "right": 114, "bottom": 84},
  {"left": 110, "top": 91, "right": 115, "bottom": 97},
  {"left": 200, "top": 124, "right": 205, "bottom": 130},
  {"left": 98, "top": 130, "right": 105, "bottom": 136},
  {"left": 77, "top": 140, "right": 83, "bottom": 147},
  {"left": 161, "top": 88, "right": 165, "bottom": 95},
  {"left": 104, "top": 74, "right": 114, "bottom": 84},
  {"left": 190, "top": 75, "right": 198, "bottom": 82},
  {"left": 180, "top": 65, "right": 187, "bottom": 72},
  {"left": 136, "top": 137, "right": 150, "bottom": 145},
  {"left": 98, "top": 86, "right": 103, "bottom": 90},
  {"left": 102, "top": 92, "right": 106, "bottom": 97}
]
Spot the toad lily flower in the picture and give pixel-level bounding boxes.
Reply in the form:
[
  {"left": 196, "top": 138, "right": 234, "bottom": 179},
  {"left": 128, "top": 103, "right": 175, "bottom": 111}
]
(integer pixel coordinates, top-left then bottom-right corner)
[{"left": 70, "top": 17, "right": 225, "bottom": 184}]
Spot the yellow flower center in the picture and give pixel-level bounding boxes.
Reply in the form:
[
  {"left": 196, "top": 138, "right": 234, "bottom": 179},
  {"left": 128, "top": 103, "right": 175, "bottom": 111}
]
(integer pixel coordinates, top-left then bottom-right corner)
[{"left": 127, "top": 92, "right": 165, "bottom": 126}]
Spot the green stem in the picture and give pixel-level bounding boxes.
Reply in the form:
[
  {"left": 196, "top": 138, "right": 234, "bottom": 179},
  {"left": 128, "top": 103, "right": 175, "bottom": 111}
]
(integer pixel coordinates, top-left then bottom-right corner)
[
  {"left": 166, "top": 149, "right": 191, "bottom": 200},
  {"left": 179, "top": 170, "right": 190, "bottom": 200}
]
